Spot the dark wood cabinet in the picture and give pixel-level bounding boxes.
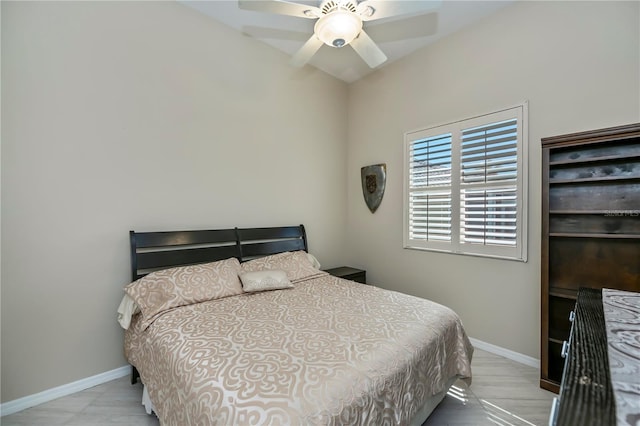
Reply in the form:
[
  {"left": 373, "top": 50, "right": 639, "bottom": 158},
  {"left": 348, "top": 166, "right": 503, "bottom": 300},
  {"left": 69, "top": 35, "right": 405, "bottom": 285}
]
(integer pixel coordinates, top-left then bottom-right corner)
[
  {"left": 325, "top": 266, "right": 367, "bottom": 284},
  {"left": 540, "top": 123, "right": 640, "bottom": 393}
]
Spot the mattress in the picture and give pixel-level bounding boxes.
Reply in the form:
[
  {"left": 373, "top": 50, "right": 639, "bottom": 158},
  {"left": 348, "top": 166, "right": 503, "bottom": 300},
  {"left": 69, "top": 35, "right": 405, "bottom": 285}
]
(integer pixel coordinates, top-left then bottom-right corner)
[{"left": 125, "top": 274, "right": 473, "bottom": 425}]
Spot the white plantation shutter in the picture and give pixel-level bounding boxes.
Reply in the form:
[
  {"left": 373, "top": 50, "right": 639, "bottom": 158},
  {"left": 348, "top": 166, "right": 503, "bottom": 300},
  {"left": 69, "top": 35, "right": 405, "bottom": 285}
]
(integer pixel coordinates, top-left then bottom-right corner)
[
  {"left": 460, "top": 119, "right": 518, "bottom": 247},
  {"left": 409, "top": 191, "right": 452, "bottom": 241},
  {"left": 461, "top": 119, "right": 518, "bottom": 184},
  {"left": 409, "top": 133, "right": 452, "bottom": 187},
  {"left": 408, "top": 134, "right": 452, "bottom": 242},
  {"left": 460, "top": 188, "right": 517, "bottom": 245},
  {"left": 404, "top": 103, "right": 527, "bottom": 261}
]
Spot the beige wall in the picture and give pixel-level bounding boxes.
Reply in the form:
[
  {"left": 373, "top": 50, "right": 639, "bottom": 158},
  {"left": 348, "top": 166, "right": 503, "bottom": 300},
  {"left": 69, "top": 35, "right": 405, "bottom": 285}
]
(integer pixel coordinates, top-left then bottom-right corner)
[
  {"left": 1, "top": 1, "right": 348, "bottom": 402},
  {"left": 346, "top": 1, "right": 639, "bottom": 359}
]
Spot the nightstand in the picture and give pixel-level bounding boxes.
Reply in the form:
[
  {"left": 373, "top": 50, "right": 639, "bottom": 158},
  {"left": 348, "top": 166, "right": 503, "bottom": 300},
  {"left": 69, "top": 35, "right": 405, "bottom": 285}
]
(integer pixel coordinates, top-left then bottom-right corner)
[{"left": 324, "top": 266, "right": 366, "bottom": 284}]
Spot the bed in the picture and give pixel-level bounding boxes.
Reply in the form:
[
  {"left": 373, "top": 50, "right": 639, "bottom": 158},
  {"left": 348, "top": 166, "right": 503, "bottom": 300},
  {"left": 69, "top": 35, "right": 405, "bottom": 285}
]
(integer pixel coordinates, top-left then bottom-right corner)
[{"left": 119, "top": 224, "right": 473, "bottom": 425}]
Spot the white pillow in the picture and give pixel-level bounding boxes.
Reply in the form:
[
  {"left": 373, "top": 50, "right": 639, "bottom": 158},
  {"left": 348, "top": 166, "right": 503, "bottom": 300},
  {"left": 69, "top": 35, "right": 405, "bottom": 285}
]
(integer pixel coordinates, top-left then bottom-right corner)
[
  {"left": 306, "top": 253, "right": 321, "bottom": 269},
  {"left": 117, "top": 294, "right": 140, "bottom": 330},
  {"left": 239, "top": 269, "right": 294, "bottom": 293}
]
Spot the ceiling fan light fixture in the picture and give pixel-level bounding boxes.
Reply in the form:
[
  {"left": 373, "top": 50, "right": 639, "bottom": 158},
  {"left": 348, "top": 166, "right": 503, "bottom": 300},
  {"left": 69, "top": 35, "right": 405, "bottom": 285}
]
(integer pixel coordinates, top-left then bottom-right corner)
[{"left": 314, "top": 10, "right": 362, "bottom": 48}]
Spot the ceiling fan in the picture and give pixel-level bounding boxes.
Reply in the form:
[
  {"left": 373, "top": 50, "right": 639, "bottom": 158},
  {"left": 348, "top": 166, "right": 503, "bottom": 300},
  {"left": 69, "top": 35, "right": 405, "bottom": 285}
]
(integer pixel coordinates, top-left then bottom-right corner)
[{"left": 238, "top": 0, "right": 441, "bottom": 68}]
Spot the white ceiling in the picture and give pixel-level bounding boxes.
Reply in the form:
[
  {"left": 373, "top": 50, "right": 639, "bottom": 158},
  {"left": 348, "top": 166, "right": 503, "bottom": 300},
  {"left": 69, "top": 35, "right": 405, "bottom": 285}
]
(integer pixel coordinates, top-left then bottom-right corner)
[{"left": 181, "top": 1, "right": 516, "bottom": 83}]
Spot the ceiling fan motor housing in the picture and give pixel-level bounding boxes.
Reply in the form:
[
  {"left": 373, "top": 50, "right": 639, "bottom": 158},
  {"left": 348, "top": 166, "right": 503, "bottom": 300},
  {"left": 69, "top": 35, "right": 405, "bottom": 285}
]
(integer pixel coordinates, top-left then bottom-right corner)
[
  {"left": 315, "top": 0, "right": 362, "bottom": 48},
  {"left": 320, "top": 0, "right": 357, "bottom": 14}
]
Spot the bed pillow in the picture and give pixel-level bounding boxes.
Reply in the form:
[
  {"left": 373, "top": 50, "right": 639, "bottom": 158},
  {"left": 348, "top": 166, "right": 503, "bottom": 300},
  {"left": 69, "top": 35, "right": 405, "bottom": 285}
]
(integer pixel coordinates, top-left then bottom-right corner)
[
  {"left": 239, "top": 269, "right": 294, "bottom": 293},
  {"left": 306, "top": 252, "right": 321, "bottom": 269},
  {"left": 117, "top": 294, "right": 140, "bottom": 330},
  {"left": 240, "top": 250, "right": 325, "bottom": 283},
  {"left": 124, "top": 257, "right": 243, "bottom": 329}
]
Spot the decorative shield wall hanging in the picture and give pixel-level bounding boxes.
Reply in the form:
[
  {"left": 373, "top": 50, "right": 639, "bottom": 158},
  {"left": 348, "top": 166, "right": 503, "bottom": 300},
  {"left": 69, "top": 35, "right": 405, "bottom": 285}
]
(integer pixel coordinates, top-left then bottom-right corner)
[{"left": 361, "top": 163, "right": 386, "bottom": 213}]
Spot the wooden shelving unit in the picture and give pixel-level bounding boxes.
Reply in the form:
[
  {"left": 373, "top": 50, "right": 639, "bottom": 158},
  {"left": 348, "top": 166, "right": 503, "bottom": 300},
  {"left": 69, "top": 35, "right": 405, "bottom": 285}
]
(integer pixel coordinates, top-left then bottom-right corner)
[{"left": 540, "top": 123, "right": 640, "bottom": 393}]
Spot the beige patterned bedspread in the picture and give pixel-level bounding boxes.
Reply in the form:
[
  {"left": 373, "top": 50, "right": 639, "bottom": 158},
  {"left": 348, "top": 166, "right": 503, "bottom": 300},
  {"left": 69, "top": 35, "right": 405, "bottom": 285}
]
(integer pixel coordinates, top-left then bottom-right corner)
[{"left": 125, "top": 275, "right": 473, "bottom": 425}]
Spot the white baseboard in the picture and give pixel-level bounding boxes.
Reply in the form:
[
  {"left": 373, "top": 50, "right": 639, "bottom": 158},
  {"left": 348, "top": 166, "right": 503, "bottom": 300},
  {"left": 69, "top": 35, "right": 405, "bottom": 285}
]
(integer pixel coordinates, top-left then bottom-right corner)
[
  {"left": 470, "top": 337, "right": 540, "bottom": 369},
  {"left": 0, "top": 365, "right": 130, "bottom": 417}
]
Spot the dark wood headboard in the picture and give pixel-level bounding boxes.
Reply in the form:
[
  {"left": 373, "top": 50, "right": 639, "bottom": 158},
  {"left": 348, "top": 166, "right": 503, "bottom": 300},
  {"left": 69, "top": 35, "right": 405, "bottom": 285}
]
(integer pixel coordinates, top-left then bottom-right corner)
[{"left": 129, "top": 225, "right": 307, "bottom": 281}]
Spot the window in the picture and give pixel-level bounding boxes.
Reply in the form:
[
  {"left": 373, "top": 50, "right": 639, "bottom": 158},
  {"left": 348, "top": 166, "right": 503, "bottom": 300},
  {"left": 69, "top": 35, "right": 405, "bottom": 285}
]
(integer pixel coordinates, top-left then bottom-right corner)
[{"left": 404, "top": 103, "right": 528, "bottom": 261}]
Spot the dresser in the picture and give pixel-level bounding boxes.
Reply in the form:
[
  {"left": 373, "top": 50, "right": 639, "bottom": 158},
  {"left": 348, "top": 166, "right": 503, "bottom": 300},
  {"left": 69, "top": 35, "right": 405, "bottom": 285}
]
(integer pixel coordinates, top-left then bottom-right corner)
[{"left": 550, "top": 288, "right": 640, "bottom": 426}]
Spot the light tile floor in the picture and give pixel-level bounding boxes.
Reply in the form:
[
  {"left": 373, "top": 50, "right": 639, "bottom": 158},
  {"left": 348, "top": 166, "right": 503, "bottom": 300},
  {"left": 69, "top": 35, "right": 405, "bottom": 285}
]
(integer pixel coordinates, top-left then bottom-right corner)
[
  {"left": 423, "top": 349, "right": 555, "bottom": 426},
  {"left": 2, "top": 348, "right": 555, "bottom": 426}
]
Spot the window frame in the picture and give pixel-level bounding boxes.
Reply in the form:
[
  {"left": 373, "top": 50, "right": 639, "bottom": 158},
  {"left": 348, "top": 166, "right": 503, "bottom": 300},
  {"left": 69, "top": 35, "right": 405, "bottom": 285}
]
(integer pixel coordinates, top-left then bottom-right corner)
[{"left": 403, "top": 102, "right": 528, "bottom": 262}]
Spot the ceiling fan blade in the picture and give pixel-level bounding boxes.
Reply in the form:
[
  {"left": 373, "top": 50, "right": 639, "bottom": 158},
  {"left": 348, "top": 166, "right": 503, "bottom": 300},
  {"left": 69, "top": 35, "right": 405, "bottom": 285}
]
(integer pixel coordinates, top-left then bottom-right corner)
[
  {"left": 238, "top": 0, "right": 321, "bottom": 19},
  {"left": 290, "top": 35, "right": 324, "bottom": 67},
  {"left": 356, "top": 0, "right": 442, "bottom": 22},
  {"left": 242, "top": 25, "right": 312, "bottom": 43},
  {"left": 349, "top": 29, "right": 387, "bottom": 68},
  {"left": 365, "top": 12, "right": 438, "bottom": 43}
]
